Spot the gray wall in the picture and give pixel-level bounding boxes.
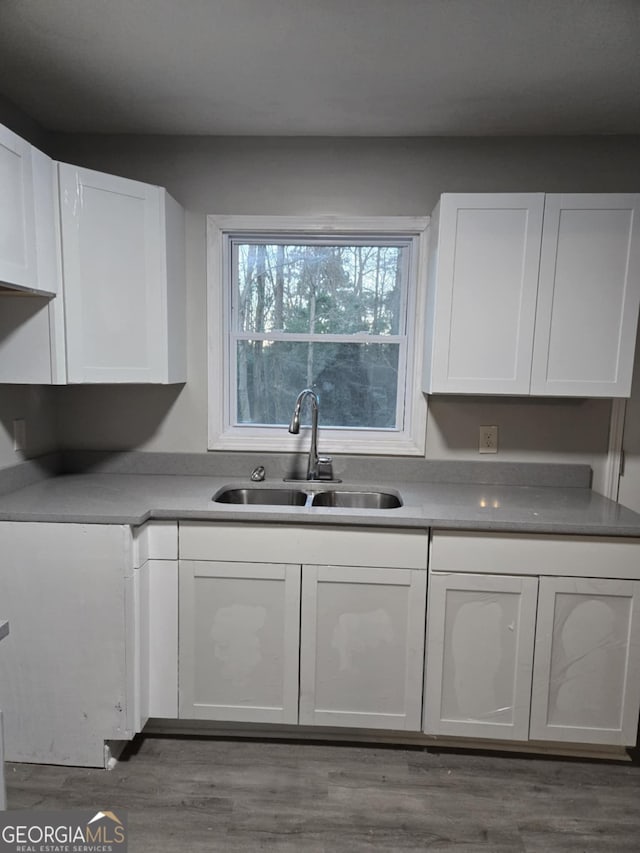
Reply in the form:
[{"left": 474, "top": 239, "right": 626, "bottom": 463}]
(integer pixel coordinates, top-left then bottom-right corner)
[
  {"left": 0, "top": 93, "right": 49, "bottom": 149},
  {"left": 46, "top": 133, "right": 636, "bottom": 488},
  {"left": 48, "top": 134, "right": 640, "bottom": 214},
  {"left": 0, "top": 387, "right": 57, "bottom": 468},
  {"left": 5, "top": 130, "right": 640, "bottom": 479}
]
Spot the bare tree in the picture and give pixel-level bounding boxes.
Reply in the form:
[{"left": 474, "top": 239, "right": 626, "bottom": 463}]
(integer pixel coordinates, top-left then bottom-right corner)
[{"left": 237, "top": 243, "right": 256, "bottom": 422}]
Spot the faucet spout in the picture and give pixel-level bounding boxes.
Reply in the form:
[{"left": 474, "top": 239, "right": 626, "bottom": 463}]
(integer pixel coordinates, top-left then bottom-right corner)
[{"left": 288, "top": 388, "right": 321, "bottom": 480}]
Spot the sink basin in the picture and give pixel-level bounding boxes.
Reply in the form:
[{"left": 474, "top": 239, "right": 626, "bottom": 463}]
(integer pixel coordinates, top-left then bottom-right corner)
[
  {"left": 213, "top": 487, "right": 307, "bottom": 506},
  {"left": 213, "top": 485, "right": 403, "bottom": 510},
  {"left": 311, "top": 490, "right": 402, "bottom": 509}
]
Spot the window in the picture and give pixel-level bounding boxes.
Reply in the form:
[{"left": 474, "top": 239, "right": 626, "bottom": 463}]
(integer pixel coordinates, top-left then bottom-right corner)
[{"left": 207, "top": 216, "right": 429, "bottom": 455}]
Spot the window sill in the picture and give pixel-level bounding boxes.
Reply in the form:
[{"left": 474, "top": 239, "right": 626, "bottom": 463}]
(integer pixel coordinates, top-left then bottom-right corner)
[{"left": 208, "top": 428, "right": 426, "bottom": 457}]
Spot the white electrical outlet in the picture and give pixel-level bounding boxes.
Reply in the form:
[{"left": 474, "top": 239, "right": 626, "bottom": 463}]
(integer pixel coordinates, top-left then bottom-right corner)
[
  {"left": 13, "top": 418, "right": 27, "bottom": 452},
  {"left": 479, "top": 425, "right": 498, "bottom": 454}
]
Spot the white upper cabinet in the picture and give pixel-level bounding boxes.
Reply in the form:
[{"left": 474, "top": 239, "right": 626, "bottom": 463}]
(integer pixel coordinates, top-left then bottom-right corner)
[
  {"left": 0, "top": 123, "right": 37, "bottom": 290},
  {"left": 424, "top": 193, "right": 640, "bottom": 397},
  {"left": 58, "top": 163, "right": 186, "bottom": 383},
  {"left": 0, "top": 139, "right": 186, "bottom": 385},
  {"left": 424, "top": 193, "right": 545, "bottom": 395},
  {"left": 0, "top": 145, "right": 60, "bottom": 384},
  {"left": 531, "top": 194, "right": 640, "bottom": 396},
  {"left": 0, "top": 124, "right": 56, "bottom": 296}
]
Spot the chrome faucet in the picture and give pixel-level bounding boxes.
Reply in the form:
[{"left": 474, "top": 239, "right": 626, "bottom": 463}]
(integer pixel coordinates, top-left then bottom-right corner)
[{"left": 288, "top": 388, "right": 333, "bottom": 480}]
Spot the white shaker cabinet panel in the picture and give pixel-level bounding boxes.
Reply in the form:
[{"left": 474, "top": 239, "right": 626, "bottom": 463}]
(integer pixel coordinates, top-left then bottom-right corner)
[
  {"left": 178, "top": 560, "right": 301, "bottom": 724},
  {"left": 143, "top": 559, "right": 179, "bottom": 719},
  {"left": 423, "top": 572, "right": 538, "bottom": 741},
  {"left": 299, "top": 565, "right": 427, "bottom": 730},
  {"left": 179, "top": 522, "right": 428, "bottom": 570},
  {"left": 0, "top": 124, "right": 38, "bottom": 292},
  {"left": 58, "top": 163, "right": 186, "bottom": 383},
  {"left": 531, "top": 194, "right": 640, "bottom": 397},
  {"left": 423, "top": 193, "right": 545, "bottom": 395},
  {"left": 424, "top": 192, "right": 640, "bottom": 398},
  {"left": 0, "top": 127, "right": 57, "bottom": 297},
  {"left": 430, "top": 530, "right": 640, "bottom": 581},
  {"left": 0, "top": 147, "right": 60, "bottom": 383},
  {"left": 31, "top": 145, "right": 59, "bottom": 297},
  {"left": 529, "top": 576, "right": 640, "bottom": 745},
  {"left": 0, "top": 522, "right": 138, "bottom": 767}
]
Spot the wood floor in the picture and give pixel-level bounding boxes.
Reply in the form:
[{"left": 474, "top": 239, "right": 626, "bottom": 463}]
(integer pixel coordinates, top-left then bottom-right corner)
[{"left": 6, "top": 735, "right": 640, "bottom": 852}]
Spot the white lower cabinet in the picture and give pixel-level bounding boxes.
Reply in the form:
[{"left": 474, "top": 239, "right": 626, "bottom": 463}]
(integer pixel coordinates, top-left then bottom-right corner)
[
  {"left": 145, "top": 559, "right": 179, "bottom": 719},
  {"left": 2, "top": 517, "right": 639, "bottom": 764},
  {"left": 178, "top": 560, "right": 301, "bottom": 724},
  {"left": 299, "top": 565, "right": 426, "bottom": 730},
  {"left": 423, "top": 572, "right": 538, "bottom": 741},
  {"left": 530, "top": 576, "right": 640, "bottom": 745},
  {"left": 425, "top": 532, "right": 640, "bottom": 748},
  {"left": 0, "top": 522, "right": 143, "bottom": 767},
  {"left": 0, "top": 519, "right": 179, "bottom": 767},
  {"left": 177, "top": 523, "right": 429, "bottom": 732}
]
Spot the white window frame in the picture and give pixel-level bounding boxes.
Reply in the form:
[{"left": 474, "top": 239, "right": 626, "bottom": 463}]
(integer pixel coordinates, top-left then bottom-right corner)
[{"left": 207, "top": 215, "right": 429, "bottom": 456}]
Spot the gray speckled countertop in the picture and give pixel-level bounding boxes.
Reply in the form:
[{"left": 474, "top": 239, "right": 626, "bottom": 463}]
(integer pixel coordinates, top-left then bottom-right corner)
[{"left": 0, "top": 461, "right": 639, "bottom": 536}]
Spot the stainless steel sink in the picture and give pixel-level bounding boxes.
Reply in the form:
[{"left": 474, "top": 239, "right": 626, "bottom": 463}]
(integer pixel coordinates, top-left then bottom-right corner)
[
  {"left": 213, "top": 487, "right": 308, "bottom": 506},
  {"left": 311, "top": 490, "right": 402, "bottom": 509},
  {"left": 213, "top": 484, "right": 403, "bottom": 510}
]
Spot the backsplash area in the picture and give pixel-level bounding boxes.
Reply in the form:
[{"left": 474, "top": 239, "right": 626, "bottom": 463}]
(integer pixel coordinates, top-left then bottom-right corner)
[{"left": 0, "top": 449, "right": 593, "bottom": 493}]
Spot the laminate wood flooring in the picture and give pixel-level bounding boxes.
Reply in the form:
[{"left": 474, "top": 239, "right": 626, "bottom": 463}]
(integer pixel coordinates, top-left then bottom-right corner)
[{"left": 5, "top": 736, "right": 640, "bottom": 852}]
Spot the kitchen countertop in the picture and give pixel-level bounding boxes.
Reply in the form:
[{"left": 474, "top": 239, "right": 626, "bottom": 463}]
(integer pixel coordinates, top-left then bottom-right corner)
[{"left": 0, "top": 468, "right": 640, "bottom": 536}]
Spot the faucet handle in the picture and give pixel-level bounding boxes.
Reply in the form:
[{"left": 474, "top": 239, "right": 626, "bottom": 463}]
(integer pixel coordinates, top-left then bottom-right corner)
[
  {"left": 250, "top": 465, "right": 266, "bottom": 482},
  {"left": 316, "top": 456, "right": 334, "bottom": 481}
]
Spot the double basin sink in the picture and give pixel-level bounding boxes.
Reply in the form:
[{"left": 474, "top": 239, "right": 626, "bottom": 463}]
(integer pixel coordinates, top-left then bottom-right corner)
[{"left": 213, "top": 485, "right": 402, "bottom": 510}]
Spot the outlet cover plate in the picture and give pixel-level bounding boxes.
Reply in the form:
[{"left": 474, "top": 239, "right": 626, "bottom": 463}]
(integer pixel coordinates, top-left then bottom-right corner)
[{"left": 479, "top": 425, "right": 498, "bottom": 453}]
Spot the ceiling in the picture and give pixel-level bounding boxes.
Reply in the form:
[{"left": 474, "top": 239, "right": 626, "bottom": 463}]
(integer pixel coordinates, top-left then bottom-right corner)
[{"left": 1, "top": 0, "right": 639, "bottom": 137}]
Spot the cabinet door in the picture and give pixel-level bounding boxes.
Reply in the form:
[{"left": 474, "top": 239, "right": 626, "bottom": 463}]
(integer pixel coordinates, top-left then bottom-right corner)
[
  {"left": 531, "top": 194, "right": 640, "bottom": 397},
  {"left": 299, "top": 565, "right": 426, "bottom": 730},
  {"left": 530, "top": 577, "right": 640, "bottom": 745},
  {"left": 423, "top": 572, "right": 538, "bottom": 741},
  {"left": 424, "top": 193, "right": 545, "bottom": 394},
  {"left": 0, "top": 522, "right": 133, "bottom": 767},
  {"left": 58, "top": 163, "right": 168, "bottom": 382},
  {"left": 179, "top": 561, "right": 301, "bottom": 724},
  {"left": 0, "top": 124, "right": 37, "bottom": 291}
]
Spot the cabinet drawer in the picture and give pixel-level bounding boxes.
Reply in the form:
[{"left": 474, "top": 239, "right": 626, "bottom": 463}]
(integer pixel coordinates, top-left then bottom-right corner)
[
  {"left": 180, "top": 522, "right": 428, "bottom": 569},
  {"left": 431, "top": 531, "right": 640, "bottom": 580}
]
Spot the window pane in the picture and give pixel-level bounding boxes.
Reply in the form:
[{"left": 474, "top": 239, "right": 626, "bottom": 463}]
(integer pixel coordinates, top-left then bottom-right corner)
[
  {"left": 236, "top": 243, "right": 404, "bottom": 335},
  {"left": 236, "top": 340, "right": 400, "bottom": 429}
]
